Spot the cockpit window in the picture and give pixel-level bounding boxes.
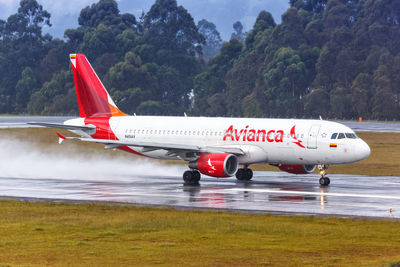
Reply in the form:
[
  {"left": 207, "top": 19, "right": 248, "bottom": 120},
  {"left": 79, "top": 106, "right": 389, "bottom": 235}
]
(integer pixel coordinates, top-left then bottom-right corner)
[
  {"left": 338, "top": 133, "right": 345, "bottom": 139},
  {"left": 345, "top": 133, "right": 358, "bottom": 139},
  {"left": 331, "top": 133, "right": 338, "bottom": 139}
]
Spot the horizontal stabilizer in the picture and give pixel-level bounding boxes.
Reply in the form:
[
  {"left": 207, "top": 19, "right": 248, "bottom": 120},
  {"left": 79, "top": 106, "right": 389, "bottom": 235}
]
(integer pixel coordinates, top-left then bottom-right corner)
[{"left": 28, "top": 122, "right": 96, "bottom": 132}]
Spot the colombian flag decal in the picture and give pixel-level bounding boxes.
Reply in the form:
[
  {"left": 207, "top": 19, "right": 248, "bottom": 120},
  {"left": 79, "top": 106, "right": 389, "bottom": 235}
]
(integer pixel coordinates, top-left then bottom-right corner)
[
  {"left": 70, "top": 54, "right": 76, "bottom": 59},
  {"left": 330, "top": 143, "right": 337, "bottom": 148}
]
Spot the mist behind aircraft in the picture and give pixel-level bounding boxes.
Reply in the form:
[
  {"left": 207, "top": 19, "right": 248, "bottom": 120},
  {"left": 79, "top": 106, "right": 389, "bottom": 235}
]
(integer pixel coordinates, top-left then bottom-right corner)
[{"left": 0, "top": 138, "right": 183, "bottom": 181}]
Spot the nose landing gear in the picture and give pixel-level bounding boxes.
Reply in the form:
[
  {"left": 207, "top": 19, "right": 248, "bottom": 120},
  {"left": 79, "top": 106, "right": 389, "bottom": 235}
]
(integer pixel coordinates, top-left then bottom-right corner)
[{"left": 318, "top": 164, "right": 330, "bottom": 186}]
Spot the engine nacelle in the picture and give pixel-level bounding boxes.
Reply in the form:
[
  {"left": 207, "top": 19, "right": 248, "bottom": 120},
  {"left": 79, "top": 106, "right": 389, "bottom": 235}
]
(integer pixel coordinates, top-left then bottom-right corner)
[
  {"left": 278, "top": 164, "right": 316, "bottom": 174},
  {"left": 189, "top": 153, "right": 239, "bottom": 177}
]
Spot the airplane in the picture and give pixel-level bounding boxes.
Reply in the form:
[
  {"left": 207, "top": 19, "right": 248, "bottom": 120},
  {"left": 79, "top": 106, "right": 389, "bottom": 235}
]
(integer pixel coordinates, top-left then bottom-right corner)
[{"left": 30, "top": 54, "right": 371, "bottom": 186}]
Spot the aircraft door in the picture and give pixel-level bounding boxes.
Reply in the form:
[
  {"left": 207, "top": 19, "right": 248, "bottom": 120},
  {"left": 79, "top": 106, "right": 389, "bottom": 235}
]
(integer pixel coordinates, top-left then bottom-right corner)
[{"left": 307, "top": 125, "right": 320, "bottom": 149}]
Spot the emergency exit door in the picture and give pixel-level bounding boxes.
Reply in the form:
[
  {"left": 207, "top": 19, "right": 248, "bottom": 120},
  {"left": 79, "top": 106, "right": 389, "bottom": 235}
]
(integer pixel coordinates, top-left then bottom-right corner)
[{"left": 307, "top": 125, "right": 320, "bottom": 149}]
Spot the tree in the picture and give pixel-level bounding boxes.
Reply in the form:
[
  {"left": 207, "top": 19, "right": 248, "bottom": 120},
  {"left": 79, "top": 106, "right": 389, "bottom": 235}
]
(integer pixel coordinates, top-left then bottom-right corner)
[
  {"left": 78, "top": 0, "right": 136, "bottom": 31},
  {"left": 0, "top": 0, "right": 52, "bottom": 113},
  {"left": 143, "top": 0, "right": 204, "bottom": 56},
  {"left": 193, "top": 39, "right": 242, "bottom": 115},
  {"left": 351, "top": 73, "right": 372, "bottom": 118},
  {"left": 197, "top": 19, "right": 222, "bottom": 59},
  {"left": 329, "top": 87, "right": 353, "bottom": 119},
  {"left": 304, "top": 88, "right": 330, "bottom": 118},
  {"left": 27, "top": 70, "right": 74, "bottom": 115},
  {"left": 264, "top": 47, "right": 307, "bottom": 98},
  {"left": 271, "top": 7, "right": 308, "bottom": 49},
  {"left": 245, "top": 11, "right": 276, "bottom": 50},
  {"left": 15, "top": 67, "right": 38, "bottom": 111},
  {"left": 372, "top": 76, "right": 397, "bottom": 120},
  {"left": 230, "top": 21, "right": 246, "bottom": 44},
  {"left": 2, "top": 0, "right": 51, "bottom": 40}
]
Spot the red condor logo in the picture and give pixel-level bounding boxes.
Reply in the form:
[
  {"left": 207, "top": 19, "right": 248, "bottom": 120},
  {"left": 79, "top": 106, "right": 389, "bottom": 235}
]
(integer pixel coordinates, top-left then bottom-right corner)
[
  {"left": 222, "top": 124, "right": 306, "bottom": 148},
  {"left": 290, "top": 125, "right": 305, "bottom": 148}
]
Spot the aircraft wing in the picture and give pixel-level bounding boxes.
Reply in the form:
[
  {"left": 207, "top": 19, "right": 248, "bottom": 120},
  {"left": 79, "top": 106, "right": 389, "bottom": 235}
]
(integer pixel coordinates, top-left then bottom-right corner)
[{"left": 58, "top": 135, "right": 244, "bottom": 155}]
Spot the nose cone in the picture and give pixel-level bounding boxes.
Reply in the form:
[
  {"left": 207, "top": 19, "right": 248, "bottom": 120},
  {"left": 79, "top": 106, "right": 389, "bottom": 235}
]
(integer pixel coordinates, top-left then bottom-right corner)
[{"left": 358, "top": 140, "right": 371, "bottom": 161}]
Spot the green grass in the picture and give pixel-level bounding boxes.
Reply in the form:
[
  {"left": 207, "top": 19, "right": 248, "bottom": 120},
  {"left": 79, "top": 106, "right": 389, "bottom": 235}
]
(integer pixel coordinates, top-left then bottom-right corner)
[{"left": 0, "top": 200, "right": 399, "bottom": 266}]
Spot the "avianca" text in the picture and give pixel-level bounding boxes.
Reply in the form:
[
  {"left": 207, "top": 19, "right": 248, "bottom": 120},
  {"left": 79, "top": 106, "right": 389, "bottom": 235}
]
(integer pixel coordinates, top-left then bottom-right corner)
[{"left": 223, "top": 125, "right": 284, "bottom": 143}]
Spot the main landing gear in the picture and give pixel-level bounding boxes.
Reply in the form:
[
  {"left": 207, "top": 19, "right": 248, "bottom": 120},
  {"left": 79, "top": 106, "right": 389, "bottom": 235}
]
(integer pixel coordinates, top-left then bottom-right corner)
[
  {"left": 318, "top": 164, "right": 330, "bottom": 186},
  {"left": 183, "top": 170, "right": 201, "bottom": 184},
  {"left": 235, "top": 166, "right": 253, "bottom": 181}
]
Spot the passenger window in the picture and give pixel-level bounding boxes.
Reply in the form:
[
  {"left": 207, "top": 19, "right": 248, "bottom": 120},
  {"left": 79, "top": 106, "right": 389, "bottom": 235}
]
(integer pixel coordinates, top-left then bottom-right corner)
[
  {"left": 338, "top": 133, "right": 345, "bottom": 139},
  {"left": 331, "top": 133, "right": 337, "bottom": 139}
]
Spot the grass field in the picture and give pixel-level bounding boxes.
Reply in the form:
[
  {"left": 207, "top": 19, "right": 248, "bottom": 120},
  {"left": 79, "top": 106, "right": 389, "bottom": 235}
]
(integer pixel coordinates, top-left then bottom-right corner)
[
  {"left": 1, "top": 128, "right": 400, "bottom": 266},
  {"left": 0, "top": 200, "right": 399, "bottom": 266}
]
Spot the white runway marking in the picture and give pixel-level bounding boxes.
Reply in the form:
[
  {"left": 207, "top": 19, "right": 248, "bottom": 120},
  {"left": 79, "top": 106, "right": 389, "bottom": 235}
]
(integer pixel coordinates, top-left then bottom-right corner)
[{"left": 226, "top": 188, "right": 400, "bottom": 200}]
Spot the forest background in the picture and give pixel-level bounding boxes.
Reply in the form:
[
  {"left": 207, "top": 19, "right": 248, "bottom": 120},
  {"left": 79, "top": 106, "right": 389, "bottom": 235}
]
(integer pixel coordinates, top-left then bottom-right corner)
[{"left": 0, "top": 0, "right": 399, "bottom": 120}]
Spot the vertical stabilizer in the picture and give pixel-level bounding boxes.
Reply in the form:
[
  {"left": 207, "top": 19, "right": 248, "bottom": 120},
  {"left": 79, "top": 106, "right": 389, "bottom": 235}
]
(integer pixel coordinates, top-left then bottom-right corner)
[{"left": 70, "top": 54, "right": 127, "bottom": 118}]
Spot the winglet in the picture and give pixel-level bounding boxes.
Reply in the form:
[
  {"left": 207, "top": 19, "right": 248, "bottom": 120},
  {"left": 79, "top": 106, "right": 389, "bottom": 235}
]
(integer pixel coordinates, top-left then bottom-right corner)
[{"left": 56, "top": 132, "right": 66, "bottom": 144}]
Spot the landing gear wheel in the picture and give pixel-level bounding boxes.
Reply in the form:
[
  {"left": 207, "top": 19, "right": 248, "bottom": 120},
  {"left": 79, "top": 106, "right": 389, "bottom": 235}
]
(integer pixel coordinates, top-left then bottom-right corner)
[
  {"left": 236, "top": 168, "right": 253, "bottom": 181},
  {"left": 192, "top": 170, "right": 201, "bottom": 183},
  {"left": 183, "top": 170, "right": 193, "bottom": 183},
  {"left": 183, "top": 170, "right": 201, "bottom": 184},
  {"left": 235, "top": 169, "right": 245, "bottom": 180},
  {"left": 319, "top": 177, "right": 330, "bottom": 186},
  {"left": 244, "top": 168, "right": 253, "bottom": 181}
]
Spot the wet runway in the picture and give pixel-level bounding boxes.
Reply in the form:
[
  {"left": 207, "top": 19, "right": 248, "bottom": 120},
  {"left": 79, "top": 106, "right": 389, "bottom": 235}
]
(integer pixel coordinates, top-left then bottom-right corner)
[{"left": 0, "top": 171, "right": 399, "bottom": 219}]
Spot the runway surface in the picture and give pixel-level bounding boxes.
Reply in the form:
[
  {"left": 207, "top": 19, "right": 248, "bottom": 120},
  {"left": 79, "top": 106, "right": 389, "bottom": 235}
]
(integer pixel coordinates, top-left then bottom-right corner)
[
  {"left": 1, "top": 116, "right": 400, "bottom": 132},
  {"left": 0, "top": 171, "right": 399, "bottom": 219}
]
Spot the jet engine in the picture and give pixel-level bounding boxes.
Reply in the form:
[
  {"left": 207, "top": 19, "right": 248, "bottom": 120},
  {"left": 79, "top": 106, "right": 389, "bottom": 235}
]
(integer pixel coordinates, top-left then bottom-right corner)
[
  {"left": 189, "top": 153, "right": 239, "bottom": 177},
  {"left": 278, "top": 164, "right": 316, "bottom": 174}
]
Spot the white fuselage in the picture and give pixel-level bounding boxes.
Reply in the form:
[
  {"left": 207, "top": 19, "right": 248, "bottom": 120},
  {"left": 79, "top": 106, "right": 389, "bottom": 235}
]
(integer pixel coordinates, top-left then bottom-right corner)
[{"left": 66, "top": 116, "right": 371, "bottom": 166}]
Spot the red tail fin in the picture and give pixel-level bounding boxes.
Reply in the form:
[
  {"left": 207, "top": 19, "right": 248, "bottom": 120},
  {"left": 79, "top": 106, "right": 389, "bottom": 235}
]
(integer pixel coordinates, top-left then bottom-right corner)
[{"left": 70, "top": 54, "right": 127, "bottom": 118}]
